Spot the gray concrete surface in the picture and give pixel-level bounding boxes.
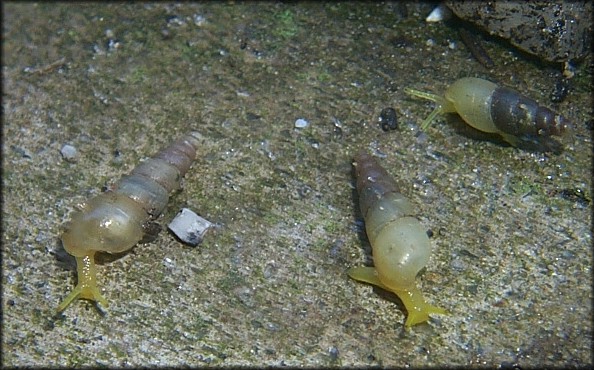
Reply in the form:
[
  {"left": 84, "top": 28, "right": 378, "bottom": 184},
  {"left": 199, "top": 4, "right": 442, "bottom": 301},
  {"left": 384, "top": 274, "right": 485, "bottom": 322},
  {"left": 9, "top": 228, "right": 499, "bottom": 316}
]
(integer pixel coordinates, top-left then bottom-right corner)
[{"left": 2, "top": 3, "right": 592, "bottom": 367}]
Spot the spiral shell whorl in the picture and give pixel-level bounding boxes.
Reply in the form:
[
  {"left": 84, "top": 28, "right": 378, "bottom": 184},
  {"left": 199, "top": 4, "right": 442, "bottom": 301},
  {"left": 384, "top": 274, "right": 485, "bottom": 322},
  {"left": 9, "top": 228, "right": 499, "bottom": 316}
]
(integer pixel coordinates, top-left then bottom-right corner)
[
  {"left": 491, "top": 86, "right": 571, "bottom": 137},
  {"left": 62, "top": 132, "right": 202, "bottom": 256},
  {"left": 154, "top": 132, "right": 201, "bottom": 176},
  {"left": 355, "top": 152, "right": 399, "bottom": 215},
  {"left": 114, "top": 132, "right": 201, "bottom": 215}
]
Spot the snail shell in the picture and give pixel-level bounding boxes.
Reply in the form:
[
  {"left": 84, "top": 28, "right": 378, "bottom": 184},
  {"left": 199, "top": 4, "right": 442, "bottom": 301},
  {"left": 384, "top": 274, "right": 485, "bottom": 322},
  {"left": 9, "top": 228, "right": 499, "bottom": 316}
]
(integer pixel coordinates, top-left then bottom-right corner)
[
  {"left": 405, "top": 77, "right": 572, "bottom": 150},
  {"left": 348, "top": 152, "right": 446, "bottom": 327},
  {"left": 57, "top": 131, "right": 203, "bottom": 313},
  {"left": 446, "top": 78, "right": 571, "bottom": 137}
]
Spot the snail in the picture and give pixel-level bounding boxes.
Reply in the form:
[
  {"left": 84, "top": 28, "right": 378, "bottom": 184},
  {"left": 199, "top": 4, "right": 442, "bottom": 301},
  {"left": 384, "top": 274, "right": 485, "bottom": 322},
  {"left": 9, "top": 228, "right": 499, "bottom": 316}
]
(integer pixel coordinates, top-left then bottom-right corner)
[
  {"left": 57, "top": 131, "right": 203, "bottom": 313},
  {"left": 348, "top": 152, "right": 447, "bottom": 327},
  {"left": 404, "top": 77, "right": 572, "bottom": 147}
]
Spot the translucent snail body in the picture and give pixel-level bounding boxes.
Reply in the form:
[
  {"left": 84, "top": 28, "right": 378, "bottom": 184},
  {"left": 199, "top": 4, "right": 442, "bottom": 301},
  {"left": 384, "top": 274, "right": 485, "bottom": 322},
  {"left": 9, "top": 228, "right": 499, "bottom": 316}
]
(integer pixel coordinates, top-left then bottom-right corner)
[
  {"left": 348, "top": 152, "right": 446, "bottom": 327},
  {"left": 57, "top": 132, "right": 203, "bottom": 313}
]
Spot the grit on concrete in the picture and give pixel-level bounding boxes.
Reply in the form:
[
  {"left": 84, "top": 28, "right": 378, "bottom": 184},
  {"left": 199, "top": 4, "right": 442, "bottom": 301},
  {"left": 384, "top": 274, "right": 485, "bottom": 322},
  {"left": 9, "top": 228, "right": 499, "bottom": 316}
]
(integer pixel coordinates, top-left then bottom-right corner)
[{"left": 2, "top": 3, "right": 592, "bottom": 367}]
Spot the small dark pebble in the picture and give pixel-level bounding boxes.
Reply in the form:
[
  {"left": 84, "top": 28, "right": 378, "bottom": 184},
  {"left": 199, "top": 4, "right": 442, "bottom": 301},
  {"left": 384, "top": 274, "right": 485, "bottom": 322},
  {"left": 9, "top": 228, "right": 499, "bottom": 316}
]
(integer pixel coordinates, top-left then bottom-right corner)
[{"left": 379, "top": 107, "right": 398, "bottom": 131}]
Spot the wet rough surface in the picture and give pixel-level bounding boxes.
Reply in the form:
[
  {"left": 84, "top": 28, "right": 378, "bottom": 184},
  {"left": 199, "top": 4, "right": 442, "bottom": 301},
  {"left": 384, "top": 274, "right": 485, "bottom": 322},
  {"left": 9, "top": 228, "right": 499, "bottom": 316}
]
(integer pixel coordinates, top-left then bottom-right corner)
[
  {"left": 445, "top": 1, "right": 593, "bottom": 62},
  {"left": 2, "top": 3, "right": 592, "bottom": 367}
]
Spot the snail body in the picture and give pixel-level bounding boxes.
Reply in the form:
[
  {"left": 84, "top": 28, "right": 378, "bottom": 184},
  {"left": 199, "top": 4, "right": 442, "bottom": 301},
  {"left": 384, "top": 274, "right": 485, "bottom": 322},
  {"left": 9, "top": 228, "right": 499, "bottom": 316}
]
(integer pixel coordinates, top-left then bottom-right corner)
[
  {"left": 348, "top": 152, "right": 446, "bottom": 327},
  {"left": 404, "top": 77, "right": 571, "bottom": 147},
  {"left": 57, "top": 131, "right": 203, "bottom": 313}
]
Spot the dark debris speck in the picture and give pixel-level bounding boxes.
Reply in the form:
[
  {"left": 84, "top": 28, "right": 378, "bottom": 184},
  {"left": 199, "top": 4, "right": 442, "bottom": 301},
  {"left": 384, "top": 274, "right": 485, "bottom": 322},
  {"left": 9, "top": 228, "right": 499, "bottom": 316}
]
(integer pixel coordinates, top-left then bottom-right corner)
[{"left": 378, "top": 107, "right": 398, "bottom": 131}]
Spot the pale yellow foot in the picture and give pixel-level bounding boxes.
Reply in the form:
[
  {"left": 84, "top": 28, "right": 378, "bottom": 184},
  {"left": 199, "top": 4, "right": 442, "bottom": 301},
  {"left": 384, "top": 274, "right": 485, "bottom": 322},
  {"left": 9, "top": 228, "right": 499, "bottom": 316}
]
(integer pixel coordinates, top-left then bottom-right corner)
[
  {"left": 348, "top": 266, "right": 388, "bottom": 289},
  {"left": 57, "top": 253, "right": 109, "bottom": 313},
  {"left": 396, "top": 286, "right": 447, "bottom": 327},
  {"left": 403, "top": 302, "right": 447, "bottom": 327},
  {"left": 349, "top": 266, "right": 447, "bottom": 327},
  {"left": 57, "top": 282, "right": 108, "bottom": 312}
]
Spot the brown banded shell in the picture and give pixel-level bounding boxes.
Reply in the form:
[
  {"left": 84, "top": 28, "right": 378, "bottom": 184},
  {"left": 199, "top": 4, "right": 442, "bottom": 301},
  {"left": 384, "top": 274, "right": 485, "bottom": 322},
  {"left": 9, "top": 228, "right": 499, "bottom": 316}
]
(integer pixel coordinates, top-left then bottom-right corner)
[{"left": 490, "top": 86, "right": 571, "bottom": 137}]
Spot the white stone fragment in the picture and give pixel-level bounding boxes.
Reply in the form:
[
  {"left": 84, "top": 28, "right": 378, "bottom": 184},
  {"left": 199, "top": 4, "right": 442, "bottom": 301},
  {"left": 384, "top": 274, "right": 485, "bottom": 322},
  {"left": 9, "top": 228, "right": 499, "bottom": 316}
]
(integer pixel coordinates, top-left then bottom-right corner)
[
  {"left": 60, "top": 144, "right": 77, "bottom": 161},
  {"left": 168, "top": 208, "right": 213, "bottom": 247},
  {"left": 426, "top": 4, "right": 452, "bottom": 22},
  {"left": 294, "top": 118, "right": 309, "bottom": 128}
]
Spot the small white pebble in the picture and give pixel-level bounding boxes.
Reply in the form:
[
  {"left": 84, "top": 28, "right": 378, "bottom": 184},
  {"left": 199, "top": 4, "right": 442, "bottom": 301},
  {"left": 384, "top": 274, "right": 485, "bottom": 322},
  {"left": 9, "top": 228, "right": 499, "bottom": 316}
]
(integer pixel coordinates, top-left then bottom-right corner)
[
  {"left": 60, "top": 144, "right": 77, "bottom": 161},
  {"left": 294, "top": 118, "right": 309, "bottom": 128},
  {"left": 193, "top": 14, "right": 206, "bottom": 26},
  {"left": 163, "top": 257, "right": 176, "bottom": 269},
  {"left": 168, "top": 208, "right": 213, "bottom": 247},
  {"left": 426, "top": 4, "right": 452, "bottom": 22}
]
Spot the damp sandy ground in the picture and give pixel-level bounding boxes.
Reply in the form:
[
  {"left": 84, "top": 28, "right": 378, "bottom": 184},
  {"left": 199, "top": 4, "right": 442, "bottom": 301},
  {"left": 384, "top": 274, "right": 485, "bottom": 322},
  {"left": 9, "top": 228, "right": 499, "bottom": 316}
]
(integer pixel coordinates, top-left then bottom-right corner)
[{"left": 2, "top": 3, "right": 592, "bottom": 367}]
